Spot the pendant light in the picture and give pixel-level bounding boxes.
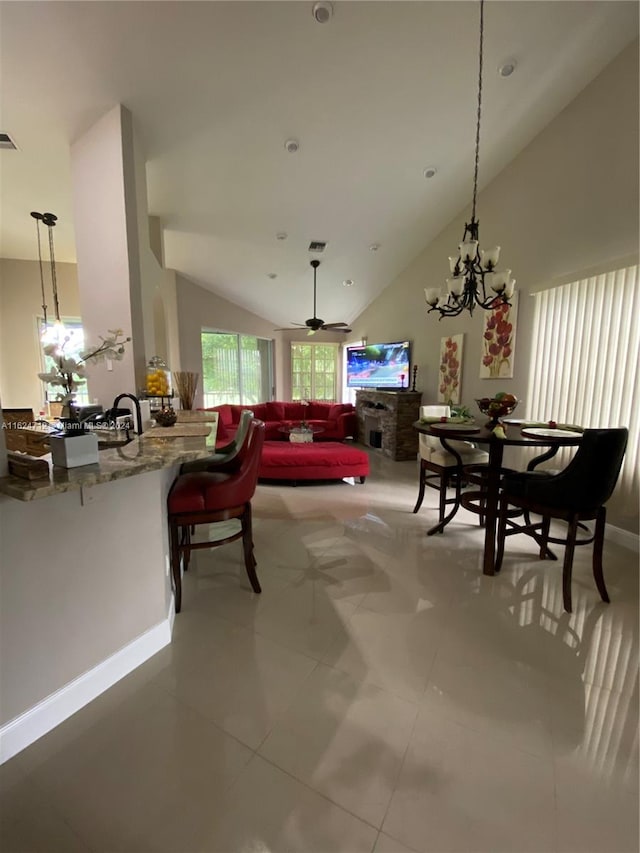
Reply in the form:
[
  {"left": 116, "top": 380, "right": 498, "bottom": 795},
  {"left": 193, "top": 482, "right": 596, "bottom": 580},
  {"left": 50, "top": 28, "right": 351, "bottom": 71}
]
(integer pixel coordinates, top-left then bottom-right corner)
[{"left": 424, "top": 0, "right": 515, "bottom": 318}]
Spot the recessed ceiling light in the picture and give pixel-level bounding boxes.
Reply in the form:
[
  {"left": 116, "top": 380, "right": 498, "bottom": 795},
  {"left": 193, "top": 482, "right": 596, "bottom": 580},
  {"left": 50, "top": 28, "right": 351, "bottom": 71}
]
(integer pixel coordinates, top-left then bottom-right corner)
[
  {"left": 498, "top": 59, "right": 517, "bottom": 77},
  {"left": 369, "top": 243, "right": 380, "bottom": 252},
  {"left": 276, "top": 232, "right": 288, "bottom": 241},
  {"left": 284, "top": 138, "right": 300, "bottom": 153},
  {"left": 423, "top": 166, "right": 437, "bottom": 179},
  {"left": 342, "top": 279, "right": 354, "bottom": 287},
  {"left": 312, "top": 1, "right": 333, "bottom": 24},
  {"left": 267, "top": 272, "right": 278, "bottom": 279}
]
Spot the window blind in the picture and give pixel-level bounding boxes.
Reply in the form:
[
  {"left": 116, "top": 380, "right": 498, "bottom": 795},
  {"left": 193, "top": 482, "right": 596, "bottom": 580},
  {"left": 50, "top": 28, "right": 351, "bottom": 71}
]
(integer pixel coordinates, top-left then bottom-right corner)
[{"left": 527, "top": 264, "right": 639, "bottom": 500}]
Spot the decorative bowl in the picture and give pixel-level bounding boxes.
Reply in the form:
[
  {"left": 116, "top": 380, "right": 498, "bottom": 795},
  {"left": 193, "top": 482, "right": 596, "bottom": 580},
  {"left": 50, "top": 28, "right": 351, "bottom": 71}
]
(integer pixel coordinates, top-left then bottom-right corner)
[
  {"left": 475, "top": 395, "right": 518, "bottom": 427},
  {"left": 153, "top": 407, "right": 177, "bottom": 428}
]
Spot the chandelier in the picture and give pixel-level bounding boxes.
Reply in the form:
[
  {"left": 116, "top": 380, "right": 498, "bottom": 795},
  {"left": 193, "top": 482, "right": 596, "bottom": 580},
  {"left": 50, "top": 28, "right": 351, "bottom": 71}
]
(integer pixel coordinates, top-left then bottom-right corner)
[{"left": 425, "top": 0, "right": 515, "bottom": 319}]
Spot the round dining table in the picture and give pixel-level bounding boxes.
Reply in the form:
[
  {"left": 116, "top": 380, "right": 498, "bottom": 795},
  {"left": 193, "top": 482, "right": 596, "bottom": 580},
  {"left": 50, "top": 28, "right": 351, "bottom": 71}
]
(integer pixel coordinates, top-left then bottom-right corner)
[{"left": 413, "top": 420, "right": 583, "bottom": 576}]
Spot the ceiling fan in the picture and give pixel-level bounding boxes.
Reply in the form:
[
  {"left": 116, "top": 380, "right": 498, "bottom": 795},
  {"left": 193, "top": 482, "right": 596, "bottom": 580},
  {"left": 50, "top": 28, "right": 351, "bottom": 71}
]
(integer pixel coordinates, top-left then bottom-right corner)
[{"left": 275, "top": 260, "right": 352, "bottom": 335}]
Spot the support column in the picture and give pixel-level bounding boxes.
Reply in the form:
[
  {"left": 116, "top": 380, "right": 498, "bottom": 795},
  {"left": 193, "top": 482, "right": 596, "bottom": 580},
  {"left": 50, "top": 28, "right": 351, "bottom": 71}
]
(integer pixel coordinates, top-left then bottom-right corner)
[{"left": 70, "top": 105, "right": 147, "bottom": 406}]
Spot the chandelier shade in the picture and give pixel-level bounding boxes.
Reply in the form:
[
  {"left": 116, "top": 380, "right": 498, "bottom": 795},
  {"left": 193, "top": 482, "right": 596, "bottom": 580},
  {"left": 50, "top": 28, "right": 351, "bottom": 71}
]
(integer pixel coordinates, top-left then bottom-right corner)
[{"left": 425, "top": 0, "right": 515, "bottom": 319}]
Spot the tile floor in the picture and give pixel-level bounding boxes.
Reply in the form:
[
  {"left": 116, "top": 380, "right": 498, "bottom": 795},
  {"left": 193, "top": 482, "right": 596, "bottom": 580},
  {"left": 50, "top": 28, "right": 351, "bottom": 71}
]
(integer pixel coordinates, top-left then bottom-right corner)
[{"left": 1, "top": 450, "right": 638, "bottom": 852}]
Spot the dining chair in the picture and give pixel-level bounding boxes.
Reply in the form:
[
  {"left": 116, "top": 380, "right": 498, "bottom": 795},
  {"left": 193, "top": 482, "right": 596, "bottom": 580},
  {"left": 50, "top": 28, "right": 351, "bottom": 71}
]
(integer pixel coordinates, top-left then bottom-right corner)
[
  {"left": 168, "top": 418, "right": 265, "bottom": 613},
  {"left": 179, "top": 408, "right": 254, "bottom": 475},
  {"left": 495, "top": 428, "right": 628, "bottom": 612},
  {"left": 413, "top": 404, "right": 489, "bottom": 525}
]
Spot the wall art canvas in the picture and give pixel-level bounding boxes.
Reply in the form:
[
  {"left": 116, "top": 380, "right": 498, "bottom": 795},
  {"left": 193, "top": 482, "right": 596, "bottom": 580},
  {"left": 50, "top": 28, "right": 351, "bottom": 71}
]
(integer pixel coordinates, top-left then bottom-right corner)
[
  {"left": 480, "top": 292, "right": 518, "bottom": 379},
  {"left": 438, "top": 334, "right": 464, "bottom": 404}
]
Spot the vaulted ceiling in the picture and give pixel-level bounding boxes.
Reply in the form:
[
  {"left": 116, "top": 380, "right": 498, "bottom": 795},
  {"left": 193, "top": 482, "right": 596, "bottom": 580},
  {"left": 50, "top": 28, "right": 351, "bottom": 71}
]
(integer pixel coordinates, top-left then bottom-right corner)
[{"left": 1, "top": 1, "right": 637, "bottom": 327}]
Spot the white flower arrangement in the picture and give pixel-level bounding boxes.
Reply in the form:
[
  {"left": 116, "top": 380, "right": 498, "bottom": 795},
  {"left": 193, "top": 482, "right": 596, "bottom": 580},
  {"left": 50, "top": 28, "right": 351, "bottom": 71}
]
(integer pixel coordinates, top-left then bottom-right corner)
[{"left": 38, "top": 328, "right": 131, "bottom": 408}]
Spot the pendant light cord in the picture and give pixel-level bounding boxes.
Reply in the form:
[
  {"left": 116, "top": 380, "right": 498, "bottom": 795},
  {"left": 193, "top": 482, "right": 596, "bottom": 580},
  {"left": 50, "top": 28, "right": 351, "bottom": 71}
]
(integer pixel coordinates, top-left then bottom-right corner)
[
  {"left": 471, "top": 0, "right": 484, "bottom": 223},
  {"left": 43, "top": 212, "right": 61, "bottom": 323},
  {"left": 31, "top": 212, "right": 48, "bottom": 328}
]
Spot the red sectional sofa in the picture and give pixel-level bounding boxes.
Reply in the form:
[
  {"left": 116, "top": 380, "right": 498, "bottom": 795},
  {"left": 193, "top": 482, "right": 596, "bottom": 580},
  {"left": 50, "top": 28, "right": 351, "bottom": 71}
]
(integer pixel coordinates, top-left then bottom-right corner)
[{"left": 204, "top": 401, "right": 357, "bottom": 444}]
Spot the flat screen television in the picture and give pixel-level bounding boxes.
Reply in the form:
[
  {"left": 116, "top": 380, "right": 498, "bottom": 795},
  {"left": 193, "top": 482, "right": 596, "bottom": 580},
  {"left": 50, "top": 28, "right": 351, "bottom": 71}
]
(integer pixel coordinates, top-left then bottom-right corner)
[{"left": 346, "top": 341, "right": 411, "bottom": 389}]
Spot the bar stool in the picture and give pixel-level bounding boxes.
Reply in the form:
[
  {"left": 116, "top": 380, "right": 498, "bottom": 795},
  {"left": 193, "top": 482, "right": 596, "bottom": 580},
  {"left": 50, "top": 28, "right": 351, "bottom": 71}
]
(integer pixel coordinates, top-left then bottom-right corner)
[
  {"left": 495, "top": 428, "right": 628, "bottom": 612},
  {"left": 414, "top": 404, "right": 489, "bottom": 526},
  {"left": 168, "top": 419, "right": 265, "bottom": 612}
]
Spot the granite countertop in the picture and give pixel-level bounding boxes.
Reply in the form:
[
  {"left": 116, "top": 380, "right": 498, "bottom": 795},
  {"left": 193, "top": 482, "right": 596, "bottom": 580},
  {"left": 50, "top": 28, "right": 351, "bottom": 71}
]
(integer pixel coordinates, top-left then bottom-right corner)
[{"left": 0, "top": 434, "right": 214, "bottom": 501}]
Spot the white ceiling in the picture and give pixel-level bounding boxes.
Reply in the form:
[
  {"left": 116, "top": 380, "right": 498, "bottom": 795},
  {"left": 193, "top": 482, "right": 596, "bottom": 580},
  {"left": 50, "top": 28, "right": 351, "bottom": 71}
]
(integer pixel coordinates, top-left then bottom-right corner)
[{"left": 1, "top": 1, "right": 638, "bottom": 328}]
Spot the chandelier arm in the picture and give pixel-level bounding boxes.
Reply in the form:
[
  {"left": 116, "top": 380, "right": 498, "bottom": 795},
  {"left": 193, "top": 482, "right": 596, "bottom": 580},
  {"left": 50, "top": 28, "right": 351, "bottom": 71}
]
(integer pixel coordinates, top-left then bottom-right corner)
[{"left": 471, "top": 0, "right": 484, "bottom": 222}]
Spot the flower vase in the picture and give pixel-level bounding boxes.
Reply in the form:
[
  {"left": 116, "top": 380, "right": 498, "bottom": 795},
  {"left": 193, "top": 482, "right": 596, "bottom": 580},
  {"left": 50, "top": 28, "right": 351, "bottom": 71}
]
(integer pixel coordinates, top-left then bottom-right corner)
[{"left": 49, "top": 432, "right": 99, "bottom": 468}]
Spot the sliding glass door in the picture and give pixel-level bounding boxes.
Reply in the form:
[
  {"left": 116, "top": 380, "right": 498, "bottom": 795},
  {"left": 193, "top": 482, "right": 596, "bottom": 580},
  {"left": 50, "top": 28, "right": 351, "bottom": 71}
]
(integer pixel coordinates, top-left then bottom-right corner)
[{"left": 201, "top": 331, "right": 273, "bottom": 406}]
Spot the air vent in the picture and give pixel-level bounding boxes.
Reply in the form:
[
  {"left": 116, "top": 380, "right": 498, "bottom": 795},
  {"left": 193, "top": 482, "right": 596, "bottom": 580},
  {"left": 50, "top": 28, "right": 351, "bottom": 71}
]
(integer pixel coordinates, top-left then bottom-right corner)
[
  {"left": 308, "top": 240, "right": 327, "bottom": 253},
  {"left": 0, "top": 133, "right": 18, "bottom": 150}
]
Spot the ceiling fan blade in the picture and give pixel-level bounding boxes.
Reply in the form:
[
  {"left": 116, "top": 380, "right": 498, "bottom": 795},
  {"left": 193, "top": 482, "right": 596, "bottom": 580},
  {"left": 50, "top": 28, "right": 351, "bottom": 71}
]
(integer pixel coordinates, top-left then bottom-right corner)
[
  {"left": 274, "top": 326, "right": 304, "bottom": 332},
  {"left": 321, "top": 322, "right": 350, "bottom": 328}
]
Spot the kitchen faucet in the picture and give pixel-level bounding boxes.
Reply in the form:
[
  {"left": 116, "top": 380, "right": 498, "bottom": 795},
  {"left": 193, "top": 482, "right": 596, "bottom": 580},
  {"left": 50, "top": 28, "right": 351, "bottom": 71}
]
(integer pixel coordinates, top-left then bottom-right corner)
[{"left": 112, "top": 393, "right": 144, "bottom": 435}]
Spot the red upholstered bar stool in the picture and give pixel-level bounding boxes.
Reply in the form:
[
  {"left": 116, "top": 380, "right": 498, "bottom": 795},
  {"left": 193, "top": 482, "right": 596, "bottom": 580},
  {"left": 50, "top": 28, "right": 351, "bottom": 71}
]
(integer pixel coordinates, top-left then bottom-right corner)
[
  {"left": 179, "top": 409, "right": 254, "bottom": 475},
  {"left": 167, "top": 419, "right": 265, "bottom": 613}
]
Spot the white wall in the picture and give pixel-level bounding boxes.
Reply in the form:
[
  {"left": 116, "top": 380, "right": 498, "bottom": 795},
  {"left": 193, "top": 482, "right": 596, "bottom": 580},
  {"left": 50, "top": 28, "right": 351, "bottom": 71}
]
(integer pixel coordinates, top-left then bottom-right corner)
[
  {"left": 175, "top": 274, "right": 286, "bottom": 405},
  {"left": 0, "top": 468, "right": 175, "bottom": 729},
  {"left": 71, "top": 105, "right": 144, "bottom": 404},
  {"left": 350, "top": 41, "right": 639, "bottom": 532},
  {"left": 175, "top": 274, "right": 350, "bottom": 404}
]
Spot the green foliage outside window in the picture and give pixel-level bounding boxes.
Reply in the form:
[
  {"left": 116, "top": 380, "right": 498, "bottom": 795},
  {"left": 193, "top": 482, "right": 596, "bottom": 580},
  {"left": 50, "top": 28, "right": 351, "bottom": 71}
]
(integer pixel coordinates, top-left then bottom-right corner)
[
  {"left": 201, "top": 331, "right": 273, "bottom": 406},
  {"left": 291, "top": 342, "right": 338, "bottom": 401}
]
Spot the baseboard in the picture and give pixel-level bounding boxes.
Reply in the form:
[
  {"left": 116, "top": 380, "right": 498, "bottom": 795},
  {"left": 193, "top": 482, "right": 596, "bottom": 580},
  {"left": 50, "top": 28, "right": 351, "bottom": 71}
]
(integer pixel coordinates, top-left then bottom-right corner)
[
  {"left": 606, "top": 523, "right": 639, "bottom": 553},
  {"left": 0, "top": 603, "right": 174, "bottom": 765}
]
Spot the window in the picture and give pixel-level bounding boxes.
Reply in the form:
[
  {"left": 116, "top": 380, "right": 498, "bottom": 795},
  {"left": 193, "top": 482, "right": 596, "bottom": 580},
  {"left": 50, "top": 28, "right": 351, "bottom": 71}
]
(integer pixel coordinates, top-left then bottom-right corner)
[
  {"left": 201, "top": 331, "right": 273, "bottom": 406},
  {"left": 527, "top": 264, "right": 639, "bottom": 500},
  {"left": 39, "top": 317, "right": 90, "bottom": 407},
  {"left": 291, "top": 342, "right": 338, "bottom": 401}
]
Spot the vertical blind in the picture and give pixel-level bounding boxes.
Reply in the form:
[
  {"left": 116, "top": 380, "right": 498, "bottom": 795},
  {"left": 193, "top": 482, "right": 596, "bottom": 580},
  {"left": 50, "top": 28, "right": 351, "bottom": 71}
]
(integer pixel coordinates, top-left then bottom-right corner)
[
  {"left": 526, "top": 264, "right": 639, "bottom": 500},
  {"left": 201, "top": 331, "right": 273, "bottom": 406}
]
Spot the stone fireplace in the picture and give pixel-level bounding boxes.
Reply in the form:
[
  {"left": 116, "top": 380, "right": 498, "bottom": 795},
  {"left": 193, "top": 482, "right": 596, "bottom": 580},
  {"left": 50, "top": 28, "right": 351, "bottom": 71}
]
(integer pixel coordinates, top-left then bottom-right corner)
[{"left": 355, "top": 390, "right": 422, "bottom": 460}]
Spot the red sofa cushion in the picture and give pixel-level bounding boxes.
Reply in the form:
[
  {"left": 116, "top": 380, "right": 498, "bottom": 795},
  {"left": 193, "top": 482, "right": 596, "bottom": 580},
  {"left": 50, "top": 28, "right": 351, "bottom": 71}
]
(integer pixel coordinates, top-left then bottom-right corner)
[
  {"left": 307, "top": 401, "right": 332, "bottom": 419},
  {"left": 284, "top": 402, "right": 305, "bottom": 419},
  {"left": 328, "top": 403, "right": 352, "bottom": 421},
  {"left": 229, "top": 405, "right": 245, "bottom": 425},
  {"left": 249, "top": 403, "right": 267, "bottom": 420},
  {"left": 266, "top": 401, "right": 285, "bottom": 420},
  {"left": 205, "top": 404, "right": 234, "bottom": 426}
]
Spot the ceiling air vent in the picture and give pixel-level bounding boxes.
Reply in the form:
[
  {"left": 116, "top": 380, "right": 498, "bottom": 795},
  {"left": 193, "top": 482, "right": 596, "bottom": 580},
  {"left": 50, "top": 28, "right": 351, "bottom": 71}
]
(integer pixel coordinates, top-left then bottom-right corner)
[
  {"left": 308, "top": 240, "right": 327, "bottom": 253},
  {"left": 0, "top": 133, "right": 18, "bottom": 150}
]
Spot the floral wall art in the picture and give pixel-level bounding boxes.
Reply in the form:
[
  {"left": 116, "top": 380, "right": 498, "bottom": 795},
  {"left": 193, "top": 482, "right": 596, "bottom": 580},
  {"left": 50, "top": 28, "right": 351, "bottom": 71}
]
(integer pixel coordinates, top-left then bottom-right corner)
[
  {"left": 438, "top": 334, "right": 464, "bottom": 404},
  {"left": 480, "top": 292, "right": 518, "bottom": 379}
]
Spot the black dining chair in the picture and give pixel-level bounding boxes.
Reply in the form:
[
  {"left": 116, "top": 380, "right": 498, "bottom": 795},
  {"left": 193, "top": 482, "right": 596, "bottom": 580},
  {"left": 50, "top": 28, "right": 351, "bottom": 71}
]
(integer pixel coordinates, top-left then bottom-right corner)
[{"left": 495, "top": 428, "right": 628, "bottom": 612}]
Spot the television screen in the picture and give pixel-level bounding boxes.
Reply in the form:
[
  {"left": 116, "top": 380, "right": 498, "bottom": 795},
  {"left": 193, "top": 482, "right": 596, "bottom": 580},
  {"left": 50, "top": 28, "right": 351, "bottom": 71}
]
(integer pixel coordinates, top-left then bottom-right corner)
[{"left": 346, "top": 341, "right": 411, "bottom": 389}]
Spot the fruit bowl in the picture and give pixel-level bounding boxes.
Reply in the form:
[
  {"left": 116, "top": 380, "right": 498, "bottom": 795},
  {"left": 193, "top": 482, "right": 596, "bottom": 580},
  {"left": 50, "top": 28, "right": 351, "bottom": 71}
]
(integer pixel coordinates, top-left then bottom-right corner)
[
  {"left": 153, "top": 407, "right": 177, "bottom": 428},
  {"left": 475, "top": 395, "right": 518, "bottom": 427}
]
